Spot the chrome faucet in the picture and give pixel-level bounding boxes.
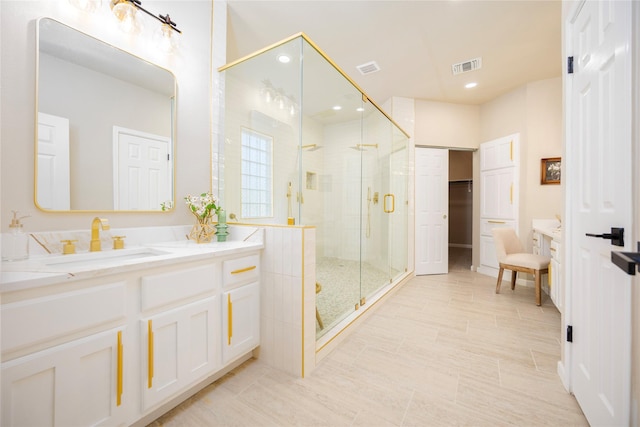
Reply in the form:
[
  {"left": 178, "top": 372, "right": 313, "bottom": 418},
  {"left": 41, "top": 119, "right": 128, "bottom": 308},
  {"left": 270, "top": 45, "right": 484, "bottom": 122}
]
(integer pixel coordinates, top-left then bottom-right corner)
[{"left": 90, "top": 217, "right": 110, "bottom": 252}]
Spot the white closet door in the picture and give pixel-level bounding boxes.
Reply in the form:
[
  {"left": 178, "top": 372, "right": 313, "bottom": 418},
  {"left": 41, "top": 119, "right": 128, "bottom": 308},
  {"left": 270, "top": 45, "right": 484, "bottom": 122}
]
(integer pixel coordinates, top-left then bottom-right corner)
[{"left": 415, "top": 147, "right": 448, "bottom": 275}]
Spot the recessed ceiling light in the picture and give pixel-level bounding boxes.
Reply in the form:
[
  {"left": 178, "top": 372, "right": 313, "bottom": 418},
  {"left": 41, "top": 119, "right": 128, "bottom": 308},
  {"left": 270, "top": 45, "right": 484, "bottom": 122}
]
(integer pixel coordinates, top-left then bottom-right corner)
[
  {"left": 356, "top": 107, "right": 364, "bottom": 112},
  {"left": 332, "top": 105, "right": 342, "bottom": 111},
  {"left": 277, "top": 54, "right": 291, "bottom": 64},
  {"left": 465, "top": 82, "right": 478, "bottom": 89}
]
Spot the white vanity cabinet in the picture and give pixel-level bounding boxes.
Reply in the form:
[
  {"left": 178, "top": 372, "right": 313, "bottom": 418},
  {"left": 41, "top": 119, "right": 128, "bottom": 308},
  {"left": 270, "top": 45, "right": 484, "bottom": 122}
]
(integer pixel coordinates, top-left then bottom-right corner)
[
  {"left": 1, "top": 244, "right": 263, "bottom": 427},
  {"left": 549, "top": 239, "right": 562, "bottom": 312},
  {"left": 139, "top": 263, "right": 221, "bottom": 411},
  {"left": 141, "top": 296, "right": 220, "bottom": 410},
  {"left": 532, "top": 222, "right": 562, "bottom": 312},
  {"left": 1, "top": 280, "right": 128, "bottom": 427},
  {"left": 221, "top": 254, "right": 260, "bottom": 364},
  {"left": 2, "top": 328, "right": 127, "bottom": 426}
]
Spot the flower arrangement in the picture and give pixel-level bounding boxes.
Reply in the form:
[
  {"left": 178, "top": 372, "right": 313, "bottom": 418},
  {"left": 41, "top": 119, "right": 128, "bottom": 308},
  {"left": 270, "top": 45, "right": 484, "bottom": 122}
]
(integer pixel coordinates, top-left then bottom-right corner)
[
  {"left": 185, "top": 192, "right": 221, "bottom": 243},
  {"left": 185, "top": 192, "right": 220, "bottom": 220}
]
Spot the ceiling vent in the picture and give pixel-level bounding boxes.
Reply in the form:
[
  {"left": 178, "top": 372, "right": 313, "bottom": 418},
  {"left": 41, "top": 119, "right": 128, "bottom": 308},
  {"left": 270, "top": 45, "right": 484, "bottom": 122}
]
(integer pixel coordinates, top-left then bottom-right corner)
[
  {"left": 356, "top": 61, "right": 381, "bottom": 75},
  {"left": 452, "top": 57, "right": 482, "bottom": 75}
]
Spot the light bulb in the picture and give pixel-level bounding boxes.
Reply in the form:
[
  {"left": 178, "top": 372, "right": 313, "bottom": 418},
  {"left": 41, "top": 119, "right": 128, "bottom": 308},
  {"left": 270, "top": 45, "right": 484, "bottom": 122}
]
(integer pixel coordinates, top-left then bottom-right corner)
[
  {"left": 111, "top": 0, "right": 142, "bottom": 34},
  {"left": 155, "top": 24, "right": 180, "bottom": 53}
]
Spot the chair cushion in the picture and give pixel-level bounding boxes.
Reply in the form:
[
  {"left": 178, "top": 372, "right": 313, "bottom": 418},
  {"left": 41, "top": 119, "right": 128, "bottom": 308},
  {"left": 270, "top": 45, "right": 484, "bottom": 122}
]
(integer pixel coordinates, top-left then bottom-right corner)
[{"left": 502, "top": 253, "right": 551, "bottom": 270}]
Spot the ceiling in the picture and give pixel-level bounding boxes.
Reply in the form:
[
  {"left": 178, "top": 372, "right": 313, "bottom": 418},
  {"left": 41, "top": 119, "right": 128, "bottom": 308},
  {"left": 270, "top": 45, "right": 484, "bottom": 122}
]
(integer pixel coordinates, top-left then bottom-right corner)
[{"left": 225, "top": 0, "right": 562, "bottom": 106}]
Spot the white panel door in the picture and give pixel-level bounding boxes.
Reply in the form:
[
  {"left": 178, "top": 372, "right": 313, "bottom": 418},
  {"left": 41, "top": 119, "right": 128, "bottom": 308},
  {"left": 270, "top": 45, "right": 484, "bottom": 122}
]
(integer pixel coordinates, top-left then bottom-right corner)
[
  {"left": 568, "top": 0, "right": 631, "bottom": 425},
  {"left": 113, "top": 126, "right": 171, "bottom": 210},
  {"left": 37, "top": 112, "right": 70, "bottom": 210},
  {"left": 415, "top": 148, "right": 448, "bottom": 275}
]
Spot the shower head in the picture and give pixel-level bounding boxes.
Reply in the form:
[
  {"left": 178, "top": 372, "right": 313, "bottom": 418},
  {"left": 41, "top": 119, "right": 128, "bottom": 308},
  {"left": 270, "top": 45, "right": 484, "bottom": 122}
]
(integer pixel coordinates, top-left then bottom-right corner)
[
  {"left": 302, "top": 144, "right": 322, "bottom": 151},
  {"left": 350, "top": 144, "right": 378, "bottom": 151}
]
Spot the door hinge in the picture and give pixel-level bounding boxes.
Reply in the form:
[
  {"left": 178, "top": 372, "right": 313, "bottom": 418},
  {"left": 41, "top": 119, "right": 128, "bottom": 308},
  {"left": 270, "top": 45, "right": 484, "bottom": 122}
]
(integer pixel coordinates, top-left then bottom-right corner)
[
  {"left": 567, "top": 325, "right": 573, "bottom": 342},
  {"left": 567, "top": 56, "right": 574, "bottom": 74},
  {"left": 167, "top": 154, "right": 170, "bottom": 161}
]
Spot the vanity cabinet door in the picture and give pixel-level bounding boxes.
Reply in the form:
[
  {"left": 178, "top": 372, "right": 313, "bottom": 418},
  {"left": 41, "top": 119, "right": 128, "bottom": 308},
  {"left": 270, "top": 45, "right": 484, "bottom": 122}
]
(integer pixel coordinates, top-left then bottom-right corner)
[
  {"left": 222, "top": 282, "right": 260, "bottom": 364},
  {"left": 141, "top": 296, "right": 220, "bottom": 411},
  {"left": 550, "top": 240, "right": 562, "bottom": 313},
  {"left": 1, "top": 327, "right": 128, "bottom": 427}
]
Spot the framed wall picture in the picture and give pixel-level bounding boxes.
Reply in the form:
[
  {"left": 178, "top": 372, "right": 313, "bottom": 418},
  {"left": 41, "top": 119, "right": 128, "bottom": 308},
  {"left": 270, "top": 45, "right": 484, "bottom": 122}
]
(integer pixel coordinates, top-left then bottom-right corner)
[{"left": 541, "top": 157, "right": 561, "bottom": 185}]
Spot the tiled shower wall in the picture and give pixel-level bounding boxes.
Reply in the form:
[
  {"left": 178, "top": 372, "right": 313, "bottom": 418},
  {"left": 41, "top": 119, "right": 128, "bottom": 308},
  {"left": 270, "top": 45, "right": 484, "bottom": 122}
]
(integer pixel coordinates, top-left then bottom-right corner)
[{"left": 259, "top": 225, "right": 316, "bottom": 377}]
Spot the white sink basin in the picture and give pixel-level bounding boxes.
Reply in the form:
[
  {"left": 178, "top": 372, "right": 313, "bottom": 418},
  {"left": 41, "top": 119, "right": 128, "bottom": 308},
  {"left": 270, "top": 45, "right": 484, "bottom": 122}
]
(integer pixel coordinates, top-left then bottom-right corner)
[{"left": 42, "top": 247, "right": 170, "bottom": 269}]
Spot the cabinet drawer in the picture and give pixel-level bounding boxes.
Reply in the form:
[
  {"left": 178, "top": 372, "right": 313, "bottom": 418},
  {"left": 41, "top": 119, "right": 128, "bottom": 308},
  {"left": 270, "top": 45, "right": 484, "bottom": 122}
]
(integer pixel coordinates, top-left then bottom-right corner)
[
  {"left": 223, "top": 254, "right": 260, "bottom": 288},
  {"left": 480, "top": 219, "right": 516, "bottom": 236},
  {"left": 141, "top": 263, "right": 219, "bottom": 312},
  {"left": 2, "top": 282, "right": 126, "bottom": 355}
]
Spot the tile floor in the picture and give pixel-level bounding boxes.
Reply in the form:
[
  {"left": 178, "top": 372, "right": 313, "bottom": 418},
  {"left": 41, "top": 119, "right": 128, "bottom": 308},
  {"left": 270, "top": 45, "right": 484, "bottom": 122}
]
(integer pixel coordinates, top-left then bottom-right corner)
[{"left": 149, "top": 249, "right": 588, "bottom": 426}]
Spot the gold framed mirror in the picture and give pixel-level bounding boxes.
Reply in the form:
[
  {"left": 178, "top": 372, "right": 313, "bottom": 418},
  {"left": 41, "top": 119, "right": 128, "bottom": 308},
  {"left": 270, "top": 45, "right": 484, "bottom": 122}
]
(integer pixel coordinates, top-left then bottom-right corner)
[{"left": 36, "top": 17, "right": 176, "bottom": 212}]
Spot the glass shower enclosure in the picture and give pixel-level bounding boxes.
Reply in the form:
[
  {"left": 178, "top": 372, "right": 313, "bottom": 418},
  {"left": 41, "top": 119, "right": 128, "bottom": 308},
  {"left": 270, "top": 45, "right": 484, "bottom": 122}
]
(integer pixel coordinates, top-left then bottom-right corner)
[{"left": 219, "top": 34, "right": 409, "bottom": 340}]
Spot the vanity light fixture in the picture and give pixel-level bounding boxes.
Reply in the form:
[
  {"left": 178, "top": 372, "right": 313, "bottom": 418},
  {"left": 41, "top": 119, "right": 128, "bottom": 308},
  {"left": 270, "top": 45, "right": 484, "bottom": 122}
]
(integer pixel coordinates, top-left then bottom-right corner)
[{"left": 110, "top": 0, "right": 181, "bottom": 50}]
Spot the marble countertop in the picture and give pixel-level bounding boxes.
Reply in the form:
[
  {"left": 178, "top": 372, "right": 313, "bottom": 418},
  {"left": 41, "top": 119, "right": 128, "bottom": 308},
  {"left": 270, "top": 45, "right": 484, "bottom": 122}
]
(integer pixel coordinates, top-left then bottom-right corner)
[
  {"left": 1, "top": 239, "right": 263, "bottom": 294},
  {"left": 532, "top": 219, "right": 562, "bottom": 242}
]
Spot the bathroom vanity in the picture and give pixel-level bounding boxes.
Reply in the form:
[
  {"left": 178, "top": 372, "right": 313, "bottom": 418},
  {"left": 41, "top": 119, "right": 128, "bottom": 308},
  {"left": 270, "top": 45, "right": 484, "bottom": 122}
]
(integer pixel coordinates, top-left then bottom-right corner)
[
  {"left": 1, "top": 238, "right": 262, "bottom": 426},
  {"left": 532, "top": 219, "right": 562, "bottom": 312}
]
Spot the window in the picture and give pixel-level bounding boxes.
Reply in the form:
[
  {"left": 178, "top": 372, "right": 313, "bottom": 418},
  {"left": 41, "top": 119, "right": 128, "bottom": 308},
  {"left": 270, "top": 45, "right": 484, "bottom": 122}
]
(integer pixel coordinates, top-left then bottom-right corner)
[{"left": 241, "top": 128, "right": 273, "bottom": 218}]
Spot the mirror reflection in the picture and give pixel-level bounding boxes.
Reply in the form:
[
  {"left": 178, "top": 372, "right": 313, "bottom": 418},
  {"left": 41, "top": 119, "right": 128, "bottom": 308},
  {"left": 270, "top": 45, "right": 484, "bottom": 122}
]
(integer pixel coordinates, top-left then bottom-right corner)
[{"left": 36, "top": 18, "right": 176, "bottom": 211}]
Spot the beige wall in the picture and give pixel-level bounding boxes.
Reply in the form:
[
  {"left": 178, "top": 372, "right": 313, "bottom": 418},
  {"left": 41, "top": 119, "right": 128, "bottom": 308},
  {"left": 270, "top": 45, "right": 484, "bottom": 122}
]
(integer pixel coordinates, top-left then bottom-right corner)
[
  {"left": 414, "top": 100, "right": 480, "bottom": 148},
  {"left": 477, "top": 78, "right": 562, "bottom": 258},
  {"left": 0, "top": 0, "right": 213, "bottom": 232},
  {"left": 412, "top": 79, "right": 562, "bottom": 269}
]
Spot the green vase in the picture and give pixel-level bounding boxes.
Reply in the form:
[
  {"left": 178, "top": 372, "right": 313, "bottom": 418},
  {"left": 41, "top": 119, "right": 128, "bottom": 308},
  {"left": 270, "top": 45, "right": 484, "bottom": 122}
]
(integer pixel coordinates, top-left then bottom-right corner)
[{"left": 215, "top": 209, "right": 229, "bottom": 242}]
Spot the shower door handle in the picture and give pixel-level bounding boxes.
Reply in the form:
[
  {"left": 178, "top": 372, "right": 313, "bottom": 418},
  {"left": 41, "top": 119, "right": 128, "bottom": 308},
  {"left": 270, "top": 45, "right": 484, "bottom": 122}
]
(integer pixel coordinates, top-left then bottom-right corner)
[{"left": 384, "top": 194, "right": 395, "bottom": 213}]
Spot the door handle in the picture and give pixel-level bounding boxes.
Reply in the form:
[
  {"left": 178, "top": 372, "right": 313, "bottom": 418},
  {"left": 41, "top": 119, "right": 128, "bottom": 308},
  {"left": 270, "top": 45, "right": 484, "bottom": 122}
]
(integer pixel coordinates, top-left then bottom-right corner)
[
  {"left": 586, "top": 227, "right": 624, "bottom": 247},
  {"left": 384, "top": 194, "right": 395, "bottom": 213},
  {"left": 612, "top": 242, "right": 640, "bottom": 275}
]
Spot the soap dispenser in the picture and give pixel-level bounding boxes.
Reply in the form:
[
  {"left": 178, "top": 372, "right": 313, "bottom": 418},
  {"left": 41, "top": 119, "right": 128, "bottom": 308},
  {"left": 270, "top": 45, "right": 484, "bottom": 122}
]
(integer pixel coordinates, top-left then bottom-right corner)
[{"left": 2, "top": 211, "right": 30, "bottom": 261}]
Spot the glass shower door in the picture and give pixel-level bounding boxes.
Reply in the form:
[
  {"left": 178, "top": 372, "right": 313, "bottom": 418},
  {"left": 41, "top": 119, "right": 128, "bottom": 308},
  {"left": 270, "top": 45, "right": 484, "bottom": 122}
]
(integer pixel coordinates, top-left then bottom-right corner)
[
  {"left": 360, "top": 103, "right": 392, "bottom": 302},
  {"left": 388, "top": 128, "right": 409, "bottom": 283}
]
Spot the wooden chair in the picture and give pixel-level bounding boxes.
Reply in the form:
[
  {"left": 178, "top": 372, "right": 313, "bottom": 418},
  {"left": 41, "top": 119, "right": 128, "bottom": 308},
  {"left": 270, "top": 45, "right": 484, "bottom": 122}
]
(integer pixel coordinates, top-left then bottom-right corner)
[{"left": 492, "top": 228, "right": 550, "bottom": 306}]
